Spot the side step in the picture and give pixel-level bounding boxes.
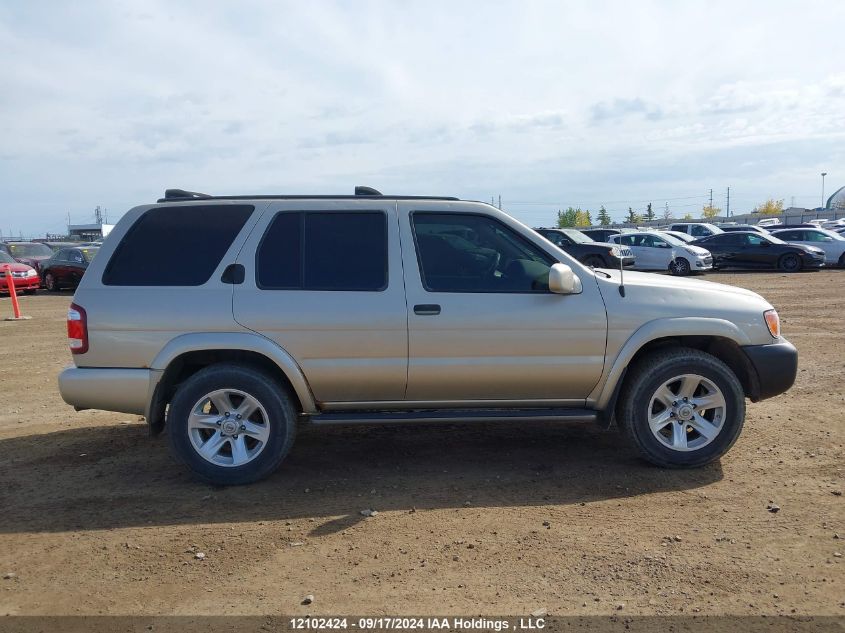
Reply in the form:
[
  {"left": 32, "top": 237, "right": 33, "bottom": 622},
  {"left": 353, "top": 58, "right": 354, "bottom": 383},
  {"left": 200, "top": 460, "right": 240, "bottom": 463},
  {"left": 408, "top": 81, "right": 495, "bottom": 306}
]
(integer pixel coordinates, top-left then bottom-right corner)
[{"left": 306, "top": 408, "right": 597, "bottom": 426}]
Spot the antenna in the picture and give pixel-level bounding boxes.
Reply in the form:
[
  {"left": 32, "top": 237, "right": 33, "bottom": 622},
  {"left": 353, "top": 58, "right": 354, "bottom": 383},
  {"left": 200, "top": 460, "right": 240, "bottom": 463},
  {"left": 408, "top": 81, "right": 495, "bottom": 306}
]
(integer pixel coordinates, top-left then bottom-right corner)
[{"left": 618, "top": 238, "right": 626, "bottom": 297}]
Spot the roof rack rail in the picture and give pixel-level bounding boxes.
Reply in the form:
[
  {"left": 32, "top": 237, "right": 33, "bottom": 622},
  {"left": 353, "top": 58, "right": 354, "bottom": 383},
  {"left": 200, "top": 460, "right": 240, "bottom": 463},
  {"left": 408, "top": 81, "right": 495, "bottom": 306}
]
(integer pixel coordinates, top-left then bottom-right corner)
[
  {"left": 354, "top": 185, "right": 382, "bottom": 196},
  {"left": 161, "top": 189, "right": 213, "bottom": 201}
]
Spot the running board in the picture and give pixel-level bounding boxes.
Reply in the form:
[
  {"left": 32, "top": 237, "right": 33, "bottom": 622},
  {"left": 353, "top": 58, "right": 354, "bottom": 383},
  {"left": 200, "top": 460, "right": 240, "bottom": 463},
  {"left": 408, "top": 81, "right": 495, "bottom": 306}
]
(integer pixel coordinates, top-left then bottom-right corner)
[{"left": 306, "top": 408, "right": 598, "bottom": 426}]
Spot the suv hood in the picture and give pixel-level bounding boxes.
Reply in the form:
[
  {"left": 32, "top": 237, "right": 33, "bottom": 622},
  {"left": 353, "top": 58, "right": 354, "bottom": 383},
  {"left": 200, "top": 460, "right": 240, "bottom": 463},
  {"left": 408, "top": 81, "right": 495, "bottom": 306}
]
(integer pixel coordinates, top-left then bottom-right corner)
[{"left": 596, "top": 268, "right": 762, "bottom": 299}]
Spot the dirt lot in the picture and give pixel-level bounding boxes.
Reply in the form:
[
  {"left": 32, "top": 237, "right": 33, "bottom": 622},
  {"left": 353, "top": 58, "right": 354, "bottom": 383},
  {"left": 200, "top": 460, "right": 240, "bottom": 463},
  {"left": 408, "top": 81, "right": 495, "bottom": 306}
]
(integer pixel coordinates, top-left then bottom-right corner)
[{"left": 0, "top": 271, "right": 842, "bottom": 617}]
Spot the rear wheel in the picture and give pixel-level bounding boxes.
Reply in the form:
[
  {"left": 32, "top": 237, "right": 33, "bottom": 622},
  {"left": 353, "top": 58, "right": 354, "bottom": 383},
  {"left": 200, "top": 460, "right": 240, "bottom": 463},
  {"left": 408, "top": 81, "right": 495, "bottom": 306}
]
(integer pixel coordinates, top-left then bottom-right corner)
[
  {"left": 167, "top": 364, "right": 297, "bottom": 485},
  {"left": 44, "top": 273, "right": 59, "bottom": 291},
  {"left": 616, "top": 347, "right": 745, "bottom": 468},
  {"left": 669, "top": 257, "right": 691, "bottom": 276},
  {"left": 583, "top": 255, "right": 607, "bottom": 268},
  {"left": 778, "top": 253, "right": 801, "bottom": 272}
]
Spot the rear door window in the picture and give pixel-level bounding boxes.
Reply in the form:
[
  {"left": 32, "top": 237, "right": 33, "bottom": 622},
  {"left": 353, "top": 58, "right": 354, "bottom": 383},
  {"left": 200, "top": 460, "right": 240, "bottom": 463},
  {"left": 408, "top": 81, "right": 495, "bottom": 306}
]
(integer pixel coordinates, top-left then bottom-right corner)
[
  {"left": 257, "top": 211, "right": 388, "bottom": 291},
  {"left": 103, "top": 205, "right": 254, "bottom": 286}
]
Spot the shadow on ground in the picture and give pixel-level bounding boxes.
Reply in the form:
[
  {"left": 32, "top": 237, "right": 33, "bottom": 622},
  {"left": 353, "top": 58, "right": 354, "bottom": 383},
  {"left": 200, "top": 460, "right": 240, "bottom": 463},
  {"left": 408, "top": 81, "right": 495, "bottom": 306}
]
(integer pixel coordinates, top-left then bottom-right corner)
[{"left": 0, "top": 421, "right": 722, "bottom": 534}]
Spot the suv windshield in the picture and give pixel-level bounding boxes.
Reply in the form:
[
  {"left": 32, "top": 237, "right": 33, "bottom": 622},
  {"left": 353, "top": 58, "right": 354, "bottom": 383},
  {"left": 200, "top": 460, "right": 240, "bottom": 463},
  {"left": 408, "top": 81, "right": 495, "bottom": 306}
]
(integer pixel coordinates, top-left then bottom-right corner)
[
  {"left": 8, "top": 243, "right": 53, "bottom": 258},
  {"left": 560, "top": 229, "right": 594, "bottom": 243}
]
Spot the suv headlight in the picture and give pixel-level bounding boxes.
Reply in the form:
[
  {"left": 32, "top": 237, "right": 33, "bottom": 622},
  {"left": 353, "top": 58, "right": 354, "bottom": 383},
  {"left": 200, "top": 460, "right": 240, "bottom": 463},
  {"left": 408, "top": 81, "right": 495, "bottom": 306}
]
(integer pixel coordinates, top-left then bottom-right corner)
[{"left": 608, "top": 246, "right": 621, "bottom": 257}]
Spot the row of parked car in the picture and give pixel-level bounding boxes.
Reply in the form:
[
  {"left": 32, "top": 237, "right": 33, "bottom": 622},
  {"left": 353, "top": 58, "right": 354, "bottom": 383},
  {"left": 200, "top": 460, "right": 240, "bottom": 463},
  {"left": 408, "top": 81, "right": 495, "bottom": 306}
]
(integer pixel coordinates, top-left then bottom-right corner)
[
  {"left": 534, "top": 221, "right": 845, "bottom": 276},
  {"left": 0, "top": 241, "right": 100, "bottom": 294}
]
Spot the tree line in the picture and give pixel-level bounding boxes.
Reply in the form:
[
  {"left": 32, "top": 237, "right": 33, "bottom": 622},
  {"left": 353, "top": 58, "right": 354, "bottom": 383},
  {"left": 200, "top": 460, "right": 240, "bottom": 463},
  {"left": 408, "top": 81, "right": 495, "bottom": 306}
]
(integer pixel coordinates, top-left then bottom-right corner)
[{"left": 555, "top": 199, "right": 785, "bottom": 228}]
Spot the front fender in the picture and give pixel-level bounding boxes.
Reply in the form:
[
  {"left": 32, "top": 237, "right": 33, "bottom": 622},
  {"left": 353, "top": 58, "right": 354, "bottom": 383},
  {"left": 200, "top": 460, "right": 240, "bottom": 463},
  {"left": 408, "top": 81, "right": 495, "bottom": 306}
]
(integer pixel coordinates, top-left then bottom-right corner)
[
  {"left": 590, "top": 317, "right": 752, "bottom": 410},
  {"left": 150, "top": 332, "right": 317, "bottom": 413}
]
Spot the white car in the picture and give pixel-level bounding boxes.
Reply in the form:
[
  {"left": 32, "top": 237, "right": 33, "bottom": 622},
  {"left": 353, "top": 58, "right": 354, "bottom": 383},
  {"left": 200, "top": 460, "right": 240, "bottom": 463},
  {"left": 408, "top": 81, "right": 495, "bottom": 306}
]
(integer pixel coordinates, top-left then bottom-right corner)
[
  {"left": 807, "top": 219, "right": 828, "bottom": 227},
  {"left": 770, "top": 227, "right": 845, "bottom": 266},
  {"left": 822, "top": 218, "right": 845, "bottom": 229},
  {"left": 610, "top": 230, "right": 713, "bottom": 275},
  {"left": 667, "top": 222, "right": 724, "bottom": 239},
  {"left": 757, "top": 218, "right": 782, "bottom": 228}
]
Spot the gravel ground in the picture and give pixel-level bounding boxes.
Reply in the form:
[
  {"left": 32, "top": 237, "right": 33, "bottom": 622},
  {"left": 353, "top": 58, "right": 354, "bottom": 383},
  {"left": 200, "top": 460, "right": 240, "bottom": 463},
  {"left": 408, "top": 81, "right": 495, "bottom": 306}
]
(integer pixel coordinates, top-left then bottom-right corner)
[{"left": 0, "top": 271, "right": 842, "bottom": 617}]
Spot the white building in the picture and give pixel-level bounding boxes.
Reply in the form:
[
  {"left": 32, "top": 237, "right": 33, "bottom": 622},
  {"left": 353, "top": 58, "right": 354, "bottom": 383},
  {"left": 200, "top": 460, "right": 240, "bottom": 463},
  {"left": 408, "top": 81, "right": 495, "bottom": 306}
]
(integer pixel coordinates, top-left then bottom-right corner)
[{"left": 67, "top": 222, "right": 114, "bottom": 241}]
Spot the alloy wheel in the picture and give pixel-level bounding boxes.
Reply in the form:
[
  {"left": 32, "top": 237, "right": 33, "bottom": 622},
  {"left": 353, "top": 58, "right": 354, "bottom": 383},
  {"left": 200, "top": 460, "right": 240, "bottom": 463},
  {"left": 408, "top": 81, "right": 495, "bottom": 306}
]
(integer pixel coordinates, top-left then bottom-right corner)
[
  {"left": 647, "top": 374, "right": 726, "bottom": 452},
  {"left": 187, "top": 389, "right": 271, "bottom": 467}
]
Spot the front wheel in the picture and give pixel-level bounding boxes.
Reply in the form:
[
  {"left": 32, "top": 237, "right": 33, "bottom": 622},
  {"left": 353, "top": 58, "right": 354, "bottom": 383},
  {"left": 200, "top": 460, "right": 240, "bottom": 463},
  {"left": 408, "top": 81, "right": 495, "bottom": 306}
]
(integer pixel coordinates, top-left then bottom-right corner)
[
  {"left": 778, "top": 253, "right": 801, "bottom": 273},
  {"left": 616, "top": 347, "right": 745, "bottom": 468},
  {"left": 669, "top": 257, "right": 691, "bottom": 276},
  {"left": 167, "top": 364, "right": 297, "bottom": 485}
]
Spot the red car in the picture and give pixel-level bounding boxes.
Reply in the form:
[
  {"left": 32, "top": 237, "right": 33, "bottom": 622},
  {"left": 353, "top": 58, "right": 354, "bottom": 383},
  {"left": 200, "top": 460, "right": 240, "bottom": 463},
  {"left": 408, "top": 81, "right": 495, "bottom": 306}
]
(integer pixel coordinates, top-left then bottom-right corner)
[
  {"left": 0, "top": 251, "right": 40, "bottom": 295},
  {"left": 0, "top": 241, "right": 55, "bottom": 273}
]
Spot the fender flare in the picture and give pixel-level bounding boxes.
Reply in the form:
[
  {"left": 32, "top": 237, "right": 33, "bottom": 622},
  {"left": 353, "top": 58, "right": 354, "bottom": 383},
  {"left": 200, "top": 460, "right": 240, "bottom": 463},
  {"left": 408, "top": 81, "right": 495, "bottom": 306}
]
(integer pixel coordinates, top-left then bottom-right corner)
[
  {"left": 150, "top": 332, "right": 317, "bottom": 413},
  {"left": 591, "top": 317, "right": 752, "bottom": 410}
]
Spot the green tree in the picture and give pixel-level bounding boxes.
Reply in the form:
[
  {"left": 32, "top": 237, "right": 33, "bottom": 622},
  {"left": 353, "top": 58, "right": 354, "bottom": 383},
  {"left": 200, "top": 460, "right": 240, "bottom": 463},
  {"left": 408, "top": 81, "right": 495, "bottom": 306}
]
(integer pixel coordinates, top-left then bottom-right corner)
[
  {"left": 645, "top": 203, "right": 655, "bottom": 222},
  {"left": 753, "top": 198, "right": 784, "bottom": 215},
  {"left": 662, "top": 202, "right": 673, "bottom": 220},
  {"left": 597, "top": 205, "right": 612, "bottom": 226},
  {"left": 625, "top": 206, "right": 641, "bottom": 224},
  {"left": 556, "top": 207, "right": 578, "bottom": 227},
  {"left": 683, "top": 212, "right": 693, "bottom": 220},
  {"left": 701, "top": 204, "right": 722, "bottom": 219},
  {"left": 575, "top": 209, "right": 592, "bottom": 227}
]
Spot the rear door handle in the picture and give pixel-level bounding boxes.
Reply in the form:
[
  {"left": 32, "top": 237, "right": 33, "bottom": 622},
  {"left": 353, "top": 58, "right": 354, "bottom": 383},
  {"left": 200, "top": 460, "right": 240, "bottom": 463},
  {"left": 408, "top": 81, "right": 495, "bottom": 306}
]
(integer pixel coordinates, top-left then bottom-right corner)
[{"left": 414, "top": 304, "right": 441, "bottom": 316}]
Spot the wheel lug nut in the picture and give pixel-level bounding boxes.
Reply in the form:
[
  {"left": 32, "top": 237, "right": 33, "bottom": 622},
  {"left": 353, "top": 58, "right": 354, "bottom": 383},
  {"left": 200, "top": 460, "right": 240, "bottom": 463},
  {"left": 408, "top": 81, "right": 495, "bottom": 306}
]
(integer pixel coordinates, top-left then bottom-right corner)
[
  {"left": 216, "top": 420, "right": 221, "bottom": 425},
  {"left": 240, "top": 424, "right": 246, "bottom": 431},
  {"left": 236, "top": 414, "right": 242, "bottom": 419},
  {"left": 225, "top": 412, "right": 230, "bottom": 417},
  {"left": 233, "top": 434, "right": 238, "bottom": 439}
]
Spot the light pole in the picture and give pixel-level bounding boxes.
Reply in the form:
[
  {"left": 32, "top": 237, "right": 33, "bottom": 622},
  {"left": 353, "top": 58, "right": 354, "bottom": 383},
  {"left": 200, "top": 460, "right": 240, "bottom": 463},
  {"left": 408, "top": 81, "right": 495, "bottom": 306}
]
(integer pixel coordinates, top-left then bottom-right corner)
[{"left": 821, "top": 172, "right": 827, "bottom": 209}]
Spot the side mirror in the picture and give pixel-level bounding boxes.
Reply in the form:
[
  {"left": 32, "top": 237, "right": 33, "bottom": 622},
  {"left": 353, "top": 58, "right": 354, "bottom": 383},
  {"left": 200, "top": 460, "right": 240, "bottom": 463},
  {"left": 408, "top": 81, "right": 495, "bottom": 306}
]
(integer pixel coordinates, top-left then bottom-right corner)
[{"left": 548, "top": 263, "right": 582, "bottom": 295}]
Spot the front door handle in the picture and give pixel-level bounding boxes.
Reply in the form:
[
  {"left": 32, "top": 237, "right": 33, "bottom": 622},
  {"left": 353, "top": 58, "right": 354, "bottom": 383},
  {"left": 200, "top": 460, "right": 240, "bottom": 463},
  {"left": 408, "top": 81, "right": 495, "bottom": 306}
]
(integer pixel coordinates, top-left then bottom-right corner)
[{"left": 414, "top": 304, "right": 441, "bottom": 316}]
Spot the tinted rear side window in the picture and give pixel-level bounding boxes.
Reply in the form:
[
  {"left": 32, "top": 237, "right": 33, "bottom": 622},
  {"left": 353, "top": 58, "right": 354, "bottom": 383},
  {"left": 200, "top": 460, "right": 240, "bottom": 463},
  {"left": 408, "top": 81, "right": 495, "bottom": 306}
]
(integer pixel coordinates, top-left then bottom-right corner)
[
  {"left": 257, "top": 211, "right": 387, "bottom": 291},
  {"left": 103, "top": 205, "right": 253, "bottom": 286}
]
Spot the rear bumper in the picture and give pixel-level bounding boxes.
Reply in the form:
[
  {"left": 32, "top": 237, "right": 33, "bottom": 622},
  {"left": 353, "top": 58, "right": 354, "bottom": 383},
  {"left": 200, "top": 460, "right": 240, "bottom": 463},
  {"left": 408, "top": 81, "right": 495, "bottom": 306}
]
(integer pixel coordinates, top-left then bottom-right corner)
[
  {"left": 741, "top": 339, "right": 798, "bottom": 401},
  {"left": 58, "top": 366, "right": 162, "bottom": 416}
]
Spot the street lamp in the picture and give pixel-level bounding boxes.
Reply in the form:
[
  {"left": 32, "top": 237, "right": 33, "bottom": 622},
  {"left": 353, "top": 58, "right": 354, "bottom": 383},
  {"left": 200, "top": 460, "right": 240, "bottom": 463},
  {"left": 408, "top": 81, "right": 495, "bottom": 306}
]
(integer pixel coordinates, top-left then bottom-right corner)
[{"left": 821, "top": 172, "right": 827, "bottom": 209}]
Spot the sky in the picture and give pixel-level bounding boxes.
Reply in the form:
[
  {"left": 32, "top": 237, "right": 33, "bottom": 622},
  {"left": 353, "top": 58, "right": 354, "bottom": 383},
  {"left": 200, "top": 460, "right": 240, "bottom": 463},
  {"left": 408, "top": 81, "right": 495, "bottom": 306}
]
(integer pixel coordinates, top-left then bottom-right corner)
[{"left": 1, "top": 0, "right": 844, "bottom": 237}]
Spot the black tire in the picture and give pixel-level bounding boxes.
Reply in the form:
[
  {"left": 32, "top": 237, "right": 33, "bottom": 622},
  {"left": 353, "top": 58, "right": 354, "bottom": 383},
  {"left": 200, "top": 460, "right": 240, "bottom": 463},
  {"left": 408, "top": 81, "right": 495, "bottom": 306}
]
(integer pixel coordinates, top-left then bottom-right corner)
[
  {"left": 167, "top": 363, "right": 297, "bottom": 485},
  {"left": 44, "top": 272, "right": 59, "bottom": 291},
  {"left": 838, "top": 253, "right": 845, "bottom": 268},
  {"left": 583, "top": 255, "right": 607, "bottom": 268},
  {"left": 669, "top": 257, "right": 691, "bottom": 276},
  {"left": 22, "top": 289, "right": 37, "bottom": 295},
  {"left": 778, "top": 253, "right": 801, "bottom": 273},
  {"left": 616, "top": 347, "right": 745, "bottom": 468}
]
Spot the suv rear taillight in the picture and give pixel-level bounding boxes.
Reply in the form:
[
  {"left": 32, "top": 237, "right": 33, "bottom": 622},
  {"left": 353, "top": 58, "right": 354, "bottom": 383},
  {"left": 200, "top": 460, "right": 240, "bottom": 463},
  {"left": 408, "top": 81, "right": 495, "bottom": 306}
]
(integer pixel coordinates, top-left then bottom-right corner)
[{"left": 67, "top": 303, "right": 88, "bottom": 354}]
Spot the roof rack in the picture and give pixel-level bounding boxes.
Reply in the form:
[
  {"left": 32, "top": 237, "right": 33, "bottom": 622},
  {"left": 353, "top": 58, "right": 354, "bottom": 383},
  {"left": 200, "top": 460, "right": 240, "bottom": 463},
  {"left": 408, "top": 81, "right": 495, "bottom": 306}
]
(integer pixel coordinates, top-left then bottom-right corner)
[{"left": 157, "top": 186, "right": 459, "bottom": 203}]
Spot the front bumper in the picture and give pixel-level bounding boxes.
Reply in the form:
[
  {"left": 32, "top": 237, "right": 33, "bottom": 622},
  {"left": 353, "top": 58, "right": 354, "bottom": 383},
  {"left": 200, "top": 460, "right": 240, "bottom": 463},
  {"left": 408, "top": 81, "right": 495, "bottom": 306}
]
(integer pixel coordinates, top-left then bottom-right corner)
[
  {"left": 608, "top": 255, "right": 636, "bottom": 268},
  {"left": 58, "top": 366, "right": 161, "bottom": 416},
  {"left": 0, "top": 275, "right": 40, "bottom": 292},
  {"left": 741, "top": 339, "right": 798, "bottom": 401}
]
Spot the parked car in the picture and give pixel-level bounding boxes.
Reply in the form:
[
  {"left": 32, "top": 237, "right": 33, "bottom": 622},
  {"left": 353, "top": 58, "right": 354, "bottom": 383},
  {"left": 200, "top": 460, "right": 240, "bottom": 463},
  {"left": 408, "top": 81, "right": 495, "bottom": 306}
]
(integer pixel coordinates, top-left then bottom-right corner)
[
  {"left": 770, "top": 228, "right": 845, "bottom": 266},
  {"left": 534, "top": 227, "right": 635, "bottom": 268},
  {"left": 659, "top": 230, "right": 696, "bottom": 243},
  {"left": 58, "top": 187, "right": 797, "bottom": 485},
  {"left": 667, "top": 223, "right": 724, "bottom": 239},
  {"left": 691, "top": 231, "right": 825, "bottom": 272},
  {"left": 756, "top": 218, "right": 782, "bottom": 228},
  {"left": 807, "top": 219, "right": 828, "bottom": 228},
  {"left": 717, "top": 224, "right": 771, "bottom": 235},
  {"left": 40, "top": 246, "right": 99, "bottom": 291},
  {"left": 822, "top": 219, "right": 845, "bottom": 229},
  {"left": 609, "top": 231, "right": 713, "bottom": 275},
  {"left": 581, "top": 228, "right": 634, "bottom": 242},
  {"left": 0, "top": 251, "right": 40, "bottom": 294},
  {"left": 0, "top": 241, "right": 55, "bottom": 273}
]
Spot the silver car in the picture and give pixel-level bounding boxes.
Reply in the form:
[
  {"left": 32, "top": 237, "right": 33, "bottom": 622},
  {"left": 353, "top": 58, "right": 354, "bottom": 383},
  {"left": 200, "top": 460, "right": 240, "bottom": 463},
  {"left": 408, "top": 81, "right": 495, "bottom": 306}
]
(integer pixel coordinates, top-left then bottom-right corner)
[
  {"left": 610, "top": 231, "right": 714, "bottom": 275},
  {"left": 58, "top": 187, "right": 797, "bottom": 484}
]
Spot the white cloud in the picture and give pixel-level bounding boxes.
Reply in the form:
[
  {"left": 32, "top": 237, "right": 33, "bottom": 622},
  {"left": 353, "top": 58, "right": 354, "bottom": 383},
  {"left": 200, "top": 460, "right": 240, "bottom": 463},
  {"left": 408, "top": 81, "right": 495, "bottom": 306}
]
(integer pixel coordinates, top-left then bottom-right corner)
[{"left": 1, "top": 0, "right": 844, "bottom": 233}]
